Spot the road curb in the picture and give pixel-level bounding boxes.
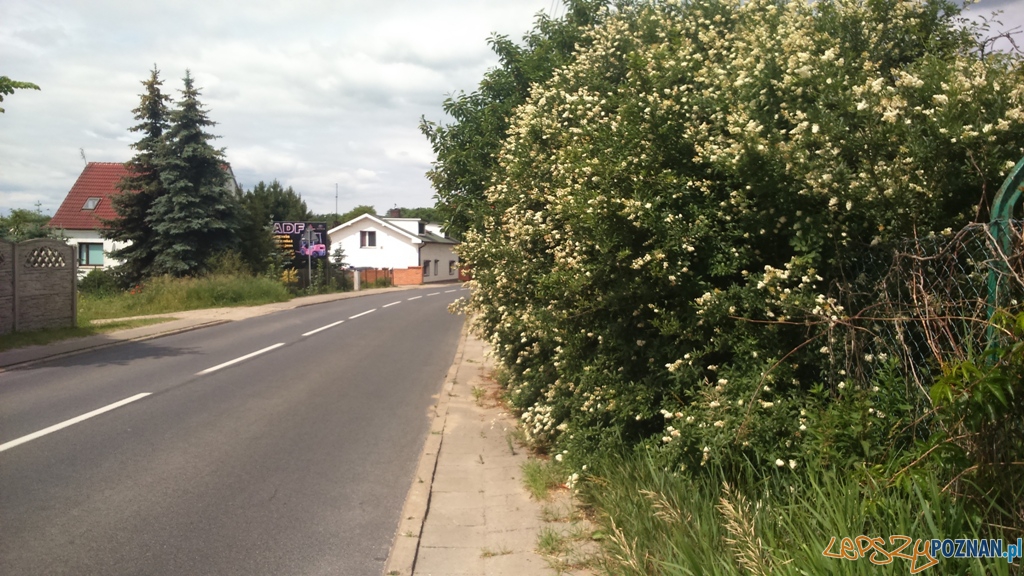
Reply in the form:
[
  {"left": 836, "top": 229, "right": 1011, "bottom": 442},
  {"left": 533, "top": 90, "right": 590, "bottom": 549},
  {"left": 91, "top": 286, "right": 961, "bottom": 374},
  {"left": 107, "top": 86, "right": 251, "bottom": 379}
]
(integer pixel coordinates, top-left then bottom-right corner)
[{"left": 383, "top": 320, "right": 468, "bottom": 576}]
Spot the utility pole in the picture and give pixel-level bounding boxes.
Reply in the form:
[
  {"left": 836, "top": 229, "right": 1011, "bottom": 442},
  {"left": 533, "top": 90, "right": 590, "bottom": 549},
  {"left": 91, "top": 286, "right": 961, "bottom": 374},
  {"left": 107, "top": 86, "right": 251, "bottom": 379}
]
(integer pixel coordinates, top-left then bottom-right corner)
[{"left": 335, "top": 183, "right": 339, "bottom": 223}]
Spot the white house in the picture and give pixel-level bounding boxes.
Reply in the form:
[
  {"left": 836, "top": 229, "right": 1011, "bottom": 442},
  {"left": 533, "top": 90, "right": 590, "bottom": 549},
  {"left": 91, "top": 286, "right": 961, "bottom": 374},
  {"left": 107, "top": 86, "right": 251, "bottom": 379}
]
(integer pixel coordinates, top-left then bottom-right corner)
[{"left": 327, "top": 213, "right": 459, "bottom": 284}]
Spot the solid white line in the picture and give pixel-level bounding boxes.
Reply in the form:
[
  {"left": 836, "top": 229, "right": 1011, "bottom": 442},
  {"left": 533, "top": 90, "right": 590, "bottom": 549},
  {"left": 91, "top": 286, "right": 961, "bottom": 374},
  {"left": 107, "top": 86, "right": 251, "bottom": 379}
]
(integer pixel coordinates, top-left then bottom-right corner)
[
  {"left": 197, "top": 343, "right": 285, "bottom": 375},
  {"left": 407, "top": 296, "right": 422, "bottom": 301},
  {"left": 427, "top": 292, "right": 441, "bottom": 296},
  {"left": 0, "top": 393, "right": 151, "bottom": 453},
  {"left": 349, "top": 309, "right": 376, "bottom": 319},
  {"left": 445, "top": 290, "right": 456, "bottom": 293},
  {"left": 302, "top": 320, "right": 344, "bottom": 337},
  {"left": 383, "top": 301, "right": 402, "bottom": 308}
]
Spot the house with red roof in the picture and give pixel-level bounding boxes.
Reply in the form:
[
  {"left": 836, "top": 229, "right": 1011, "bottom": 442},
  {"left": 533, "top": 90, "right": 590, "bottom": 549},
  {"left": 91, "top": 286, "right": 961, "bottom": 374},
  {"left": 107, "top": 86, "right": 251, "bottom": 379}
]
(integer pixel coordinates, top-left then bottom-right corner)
[
  {"left": 48, "top": 162, "right": 131, "bottom": 274},
  {"left": 49, "top": 161, "right": 239, "bottom": 275}
]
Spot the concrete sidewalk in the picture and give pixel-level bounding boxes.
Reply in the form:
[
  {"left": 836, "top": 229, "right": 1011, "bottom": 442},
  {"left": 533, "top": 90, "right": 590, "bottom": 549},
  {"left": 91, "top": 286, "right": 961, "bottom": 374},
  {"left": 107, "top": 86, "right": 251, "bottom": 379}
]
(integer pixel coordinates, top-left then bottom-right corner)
[
  {"left": 0, "top": 283, "right": 442, "bottom": 370},
  {"left": 386, "top": 328, "right": 591, "bottom": 576}
]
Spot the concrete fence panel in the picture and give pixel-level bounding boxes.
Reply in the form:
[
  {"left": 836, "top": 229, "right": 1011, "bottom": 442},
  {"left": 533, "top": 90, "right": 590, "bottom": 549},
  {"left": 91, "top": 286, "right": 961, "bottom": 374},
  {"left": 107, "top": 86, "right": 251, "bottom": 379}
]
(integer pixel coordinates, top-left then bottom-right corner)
[
  {"left": 13, "top": 239, "right": 77, "bottom": 332},
  {"left": 0, "top": 240, "right": 13, "bottom": 335}
]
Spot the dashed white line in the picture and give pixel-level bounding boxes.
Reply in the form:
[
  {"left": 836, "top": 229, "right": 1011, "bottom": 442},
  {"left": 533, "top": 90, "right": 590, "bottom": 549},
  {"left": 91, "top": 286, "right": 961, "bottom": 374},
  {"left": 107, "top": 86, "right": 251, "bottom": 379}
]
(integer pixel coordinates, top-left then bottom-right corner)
[
  {"left": 302, "top": 320, "right": 344, "bottom": 337},
  {"left": 383, "top": 301, "right": 402, "bottom": 308},
  {"left": 349, "top": 309, "right": 377, "bottom": 319},
  {"left": 445, "top": 289, "right": 456, "bottom": 293},
  {"left": 407, "top": 296, "right": 422, "bottom": 301},
  {"left": 197, "top": 343, "right": 285, "bottom": 375},
  {"left": 0, "top": 393, "right": 152, "bottom": 453},
  {"left": 427, "top": 292, "right": 441, "bottom": 296}
]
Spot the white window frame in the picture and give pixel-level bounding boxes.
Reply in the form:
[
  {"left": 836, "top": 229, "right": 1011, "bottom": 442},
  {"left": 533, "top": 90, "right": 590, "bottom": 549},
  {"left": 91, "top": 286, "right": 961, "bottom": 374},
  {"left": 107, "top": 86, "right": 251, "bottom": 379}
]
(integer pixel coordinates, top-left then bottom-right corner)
[{"left": 360, "top": 230, "right": 377, "bottom": 248}]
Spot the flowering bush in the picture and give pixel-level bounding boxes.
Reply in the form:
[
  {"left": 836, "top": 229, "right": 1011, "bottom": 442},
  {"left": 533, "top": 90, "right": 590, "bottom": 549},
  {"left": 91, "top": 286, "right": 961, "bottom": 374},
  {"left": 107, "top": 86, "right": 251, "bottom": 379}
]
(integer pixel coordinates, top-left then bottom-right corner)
[{"left": 456, "top": 0, "right": 1024, "bottom": 472}]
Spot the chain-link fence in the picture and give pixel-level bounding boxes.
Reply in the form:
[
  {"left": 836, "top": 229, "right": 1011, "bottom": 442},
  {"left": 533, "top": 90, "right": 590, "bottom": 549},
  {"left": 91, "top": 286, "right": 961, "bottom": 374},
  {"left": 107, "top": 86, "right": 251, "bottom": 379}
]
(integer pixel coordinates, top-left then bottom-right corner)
[{"left": 829, "top": 221, "right": 1024, "bottom": 391}]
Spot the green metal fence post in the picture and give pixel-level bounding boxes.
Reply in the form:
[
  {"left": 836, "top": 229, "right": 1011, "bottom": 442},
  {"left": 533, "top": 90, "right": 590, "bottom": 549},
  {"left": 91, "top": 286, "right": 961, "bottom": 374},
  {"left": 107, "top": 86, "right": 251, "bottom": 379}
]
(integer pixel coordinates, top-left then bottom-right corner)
[{"left": 987, "top": 156, "right": 1024, "bottom": 346}]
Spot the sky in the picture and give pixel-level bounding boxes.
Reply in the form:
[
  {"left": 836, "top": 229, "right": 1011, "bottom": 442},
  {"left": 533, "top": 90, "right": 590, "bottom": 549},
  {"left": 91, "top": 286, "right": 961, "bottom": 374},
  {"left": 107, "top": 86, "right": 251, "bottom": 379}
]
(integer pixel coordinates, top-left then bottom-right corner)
[{"left": 1, "top": 0, "right": 1022, "bottom": 218}]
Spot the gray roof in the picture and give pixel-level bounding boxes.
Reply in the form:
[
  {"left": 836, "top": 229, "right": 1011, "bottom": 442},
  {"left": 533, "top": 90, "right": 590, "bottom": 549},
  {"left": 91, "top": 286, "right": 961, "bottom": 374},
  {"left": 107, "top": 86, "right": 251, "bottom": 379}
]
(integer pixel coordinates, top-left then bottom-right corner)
[{"left": 418, "top": 231, "right": 457, "bottom": 245}]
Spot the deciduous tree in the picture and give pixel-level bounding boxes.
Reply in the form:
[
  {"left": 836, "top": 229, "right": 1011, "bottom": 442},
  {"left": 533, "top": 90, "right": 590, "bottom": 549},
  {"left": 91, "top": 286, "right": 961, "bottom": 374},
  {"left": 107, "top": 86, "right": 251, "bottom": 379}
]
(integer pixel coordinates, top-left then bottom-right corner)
[
  {"left": 421, "top": 0, "right": 613, "bottom": 238},
  {"left": 236, "top": 180, "right": 312, "bottom": 273},
  {"left": 0, "top": 76, "right": 40, "bottom": 113}
]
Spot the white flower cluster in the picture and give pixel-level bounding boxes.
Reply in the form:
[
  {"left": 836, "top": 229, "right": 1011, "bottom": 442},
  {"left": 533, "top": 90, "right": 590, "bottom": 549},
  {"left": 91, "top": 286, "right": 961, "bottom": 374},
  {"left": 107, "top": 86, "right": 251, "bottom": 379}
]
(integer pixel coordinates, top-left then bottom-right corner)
[{"left": 454, "top": 0, "right": 1024, "bottom": 463}]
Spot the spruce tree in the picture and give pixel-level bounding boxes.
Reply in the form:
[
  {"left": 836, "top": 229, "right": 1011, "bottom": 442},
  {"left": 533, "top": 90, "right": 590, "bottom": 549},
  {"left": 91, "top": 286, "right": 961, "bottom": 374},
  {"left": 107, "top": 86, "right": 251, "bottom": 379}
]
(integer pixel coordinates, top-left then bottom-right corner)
[
  {"left": 103, "top": 65, "right": 170, "bottom": 284},
  {"left": 148, "top": 70, "right": 239, "bottom": 276}
]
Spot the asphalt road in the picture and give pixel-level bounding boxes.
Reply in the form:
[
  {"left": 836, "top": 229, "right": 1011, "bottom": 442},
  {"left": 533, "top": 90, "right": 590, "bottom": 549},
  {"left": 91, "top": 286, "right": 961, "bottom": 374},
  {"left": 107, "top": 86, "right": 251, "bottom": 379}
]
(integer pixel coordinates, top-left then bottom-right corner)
[{"left": 0, "top": 286, "right": 468, "bottom": 575}]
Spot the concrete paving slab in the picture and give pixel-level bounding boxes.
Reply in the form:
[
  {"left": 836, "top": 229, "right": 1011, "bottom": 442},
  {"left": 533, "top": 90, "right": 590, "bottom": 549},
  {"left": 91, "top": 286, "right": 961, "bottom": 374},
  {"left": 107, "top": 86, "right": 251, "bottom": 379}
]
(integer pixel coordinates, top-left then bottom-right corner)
[
  {"left": 385, "top": 322, "right": 596, "bottom": 576},
  {"left": 415, "top": 545, "right": 485, "bottom": 575}
]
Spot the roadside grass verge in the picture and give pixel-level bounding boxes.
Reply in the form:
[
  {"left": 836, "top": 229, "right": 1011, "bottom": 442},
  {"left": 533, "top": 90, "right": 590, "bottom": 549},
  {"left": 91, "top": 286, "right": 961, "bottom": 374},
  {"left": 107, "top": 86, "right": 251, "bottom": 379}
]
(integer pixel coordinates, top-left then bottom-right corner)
[
  {"left": 0, "top": 317, "right": 173, "bottom": 352},
  {"left": 79, "top": 274, "right": 291, "bottom": 321},
  {"left": 580, "top": 450, "right": 1013, "bottom": 576}
]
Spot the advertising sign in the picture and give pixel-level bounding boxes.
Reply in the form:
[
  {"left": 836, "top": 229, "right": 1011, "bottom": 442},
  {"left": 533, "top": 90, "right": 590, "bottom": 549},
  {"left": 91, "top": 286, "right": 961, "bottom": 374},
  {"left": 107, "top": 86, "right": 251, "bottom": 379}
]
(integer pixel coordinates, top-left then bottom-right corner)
[{"left": 273, "top": 222, "right": 330, "bottom": 263}]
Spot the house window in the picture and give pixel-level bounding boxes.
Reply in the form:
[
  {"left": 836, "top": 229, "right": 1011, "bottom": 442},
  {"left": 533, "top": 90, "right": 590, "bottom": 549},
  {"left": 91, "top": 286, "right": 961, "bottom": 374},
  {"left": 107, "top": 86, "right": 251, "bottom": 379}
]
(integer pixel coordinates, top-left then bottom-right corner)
[
  {"left": 82, "top": 197, "right": 101, "bottom": 210},
  {"left": 418, "top": 222, "right": 426, "bottom": 235},
  {"left": 78, "top": 243, "right": 104, "bottom": 266},
  {"left": 449, "top": 260, "right": 456, "bottom": 275},
  {"left": 423, "top": 260, "right": 430, "bottom": 276},
  {"left": 434, "top": 260, "right": 439, "bottom": 276},
  {"left": 360, "top": 230, "right": 376, "bottom": 247}
]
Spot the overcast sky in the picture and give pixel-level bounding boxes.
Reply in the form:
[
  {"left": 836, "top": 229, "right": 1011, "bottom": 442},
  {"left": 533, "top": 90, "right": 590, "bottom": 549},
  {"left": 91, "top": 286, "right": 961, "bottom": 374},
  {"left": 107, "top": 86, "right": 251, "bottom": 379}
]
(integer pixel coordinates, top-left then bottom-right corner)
[{"left": 1, "top": 0, "right": 1021, "bottom": 218}]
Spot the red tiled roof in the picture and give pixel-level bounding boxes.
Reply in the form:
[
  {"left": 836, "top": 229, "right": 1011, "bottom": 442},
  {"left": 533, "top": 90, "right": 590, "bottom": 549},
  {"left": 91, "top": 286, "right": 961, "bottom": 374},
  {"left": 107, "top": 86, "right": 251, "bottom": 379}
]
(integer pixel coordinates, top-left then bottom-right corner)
[{"left": 48, "top": 162, "right": 131, "bottom": 230}]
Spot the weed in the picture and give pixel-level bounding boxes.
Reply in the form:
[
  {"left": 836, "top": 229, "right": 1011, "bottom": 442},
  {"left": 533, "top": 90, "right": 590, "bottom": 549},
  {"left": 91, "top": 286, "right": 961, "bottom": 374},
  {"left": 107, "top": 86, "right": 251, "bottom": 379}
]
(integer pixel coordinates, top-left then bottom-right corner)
[
  {"left": 538, "top": 527, "right": 567, "bottom": 556},
  {"left": 480, "top": 546, "right": 512, "bottom": 558},
  {"left": 521, "top": 459, "right": 566, "bottom": 501},
  {"left": 505, "top": 431, "right": 518, "bottom": 456},
  {"left": 471, "top": 385, "right": 486, "bottom": 404}
]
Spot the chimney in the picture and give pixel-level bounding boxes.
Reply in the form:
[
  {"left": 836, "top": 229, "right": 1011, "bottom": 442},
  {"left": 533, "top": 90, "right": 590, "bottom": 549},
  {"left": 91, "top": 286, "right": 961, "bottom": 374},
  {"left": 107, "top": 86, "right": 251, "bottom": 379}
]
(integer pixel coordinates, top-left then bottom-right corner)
[{"left": 387, "top": 208, "right": 402, "bottom": 218}]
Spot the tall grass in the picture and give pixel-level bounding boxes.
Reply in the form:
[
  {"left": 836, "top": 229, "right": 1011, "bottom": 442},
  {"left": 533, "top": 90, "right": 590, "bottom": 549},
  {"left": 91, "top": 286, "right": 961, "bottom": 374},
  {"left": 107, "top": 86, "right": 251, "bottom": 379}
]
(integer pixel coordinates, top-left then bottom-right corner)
[
  {"left": 79, "top": 274, "right": 291, "bottom": 321},
  {"left": 580, "top": 451, "right": 1014, "bottom": 576}
]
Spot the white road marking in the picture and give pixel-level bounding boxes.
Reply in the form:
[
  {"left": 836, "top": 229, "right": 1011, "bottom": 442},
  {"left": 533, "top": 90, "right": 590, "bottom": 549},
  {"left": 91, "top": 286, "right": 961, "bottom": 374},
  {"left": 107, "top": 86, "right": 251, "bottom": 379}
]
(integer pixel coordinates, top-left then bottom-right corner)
[
  {"left": 0, "top": 393, "right": 152, "bottom": 453},
  {"left": 427, "top": 292, "right": 441, "bottom": 296},
  {"left": 445, "top": 290, "right": 456, "bottom": 293},
  {"left": 302, "top": 320, "right": 344, "bottom": 337},
  {"left": 383, "top": 301, "right": 402, "bottom": 308},
  {"left": 197, "top": 343, "right": 285, "bottom": 375},
  {"left": 349, "top": 309, "right": 376, "bottom": 319},
  {"left": 407, "top": 296, "right": 422, "bottom": 301}
]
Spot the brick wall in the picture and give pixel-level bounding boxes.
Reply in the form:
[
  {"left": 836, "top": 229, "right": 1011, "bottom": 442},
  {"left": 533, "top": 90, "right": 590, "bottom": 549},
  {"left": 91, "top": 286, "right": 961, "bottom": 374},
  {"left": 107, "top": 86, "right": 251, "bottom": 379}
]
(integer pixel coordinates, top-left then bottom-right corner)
[{"left": 394, "top": 266, "right": 423, "bottom": 286}]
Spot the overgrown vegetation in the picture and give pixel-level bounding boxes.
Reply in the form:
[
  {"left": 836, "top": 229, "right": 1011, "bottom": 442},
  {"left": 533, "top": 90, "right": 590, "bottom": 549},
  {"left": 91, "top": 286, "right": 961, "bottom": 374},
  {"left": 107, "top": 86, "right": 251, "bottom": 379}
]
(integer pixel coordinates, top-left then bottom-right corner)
[
  {"left": 582, "top": 450, "right": 1013, "bottom": 575},
  {"left": 432, "top": 0, "right": 1024, "bottom": 572},
  {"left": 78, "top": 272, "right": 291, "bottom": 321}
]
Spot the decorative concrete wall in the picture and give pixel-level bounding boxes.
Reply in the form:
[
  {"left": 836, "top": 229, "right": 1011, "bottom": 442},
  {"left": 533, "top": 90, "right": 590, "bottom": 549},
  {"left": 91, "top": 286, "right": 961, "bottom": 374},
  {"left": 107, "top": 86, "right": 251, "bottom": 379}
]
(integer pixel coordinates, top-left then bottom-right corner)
[
  {"left": 0, "top": 240, "right": 13, "bottom": 335},
  {"left": 0, "top": 239, "right": 77, "bottom": 334}
]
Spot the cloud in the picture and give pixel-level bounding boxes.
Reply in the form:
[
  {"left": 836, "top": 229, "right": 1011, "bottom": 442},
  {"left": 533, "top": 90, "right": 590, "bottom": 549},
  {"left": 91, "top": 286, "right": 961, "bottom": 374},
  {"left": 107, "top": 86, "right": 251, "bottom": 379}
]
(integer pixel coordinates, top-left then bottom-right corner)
[
  {"left": 2, "top": 0, "right": 1020, "bottom": 218},
  {"left": 0, "top": 0, "right": 553, "bottom": 216}
]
